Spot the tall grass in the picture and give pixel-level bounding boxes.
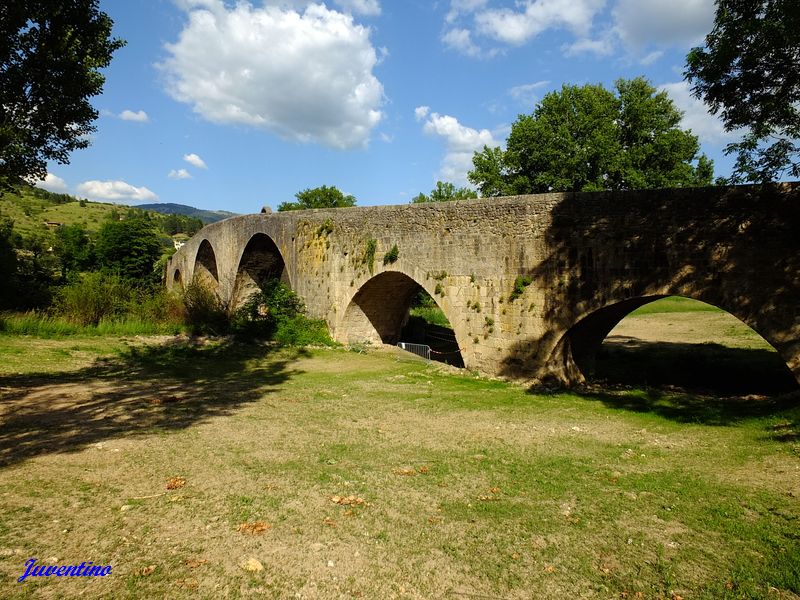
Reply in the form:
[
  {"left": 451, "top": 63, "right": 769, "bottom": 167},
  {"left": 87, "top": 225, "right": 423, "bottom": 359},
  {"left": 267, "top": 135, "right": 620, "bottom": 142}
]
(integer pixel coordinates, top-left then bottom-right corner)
[{"left": 0, "top": 313, "right": 184, "bottom": 338}]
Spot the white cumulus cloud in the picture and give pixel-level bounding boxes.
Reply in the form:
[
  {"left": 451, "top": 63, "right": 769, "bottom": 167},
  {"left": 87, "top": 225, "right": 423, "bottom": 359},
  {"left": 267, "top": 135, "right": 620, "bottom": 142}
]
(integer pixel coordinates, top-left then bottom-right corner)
[
  {"left": 169, "top": 168, "right": 193, "bottom": 180},
  {"left": 442, "top": 28, "right": 483, "bottom": 58},
  {"left": 161, "top": 1, "right": 384, "bottom": 149},
  {"left": 31, "top": 173, "right": 69, "bottom": 193},
  {"left": 475, "top": 0, "right": 606, "bottom": 46},
  {"left": 76, "top": 180, "right": 159, "bottom": 203},
  {"left": 417, "top": 108, "right": 499, "bottom": 186},
  {"left": 659, "top": 81, "right": 739, "bottom": 146},
  {"left": 119, "top": 109, "right": 149, "bottom": 122},
  {"left": 183, "top": 153, "right": 208, "bottom": 169},
  {"left": 613, "top": 0, "right": 715, "bottom": 48}
]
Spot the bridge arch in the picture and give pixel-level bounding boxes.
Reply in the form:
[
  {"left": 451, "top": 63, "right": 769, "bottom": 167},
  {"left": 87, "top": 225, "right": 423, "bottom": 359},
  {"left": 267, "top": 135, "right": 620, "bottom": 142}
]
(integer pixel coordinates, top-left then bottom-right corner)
[
  {"left": 172, "top": 268, "right": 183, "bottom": 289},
  {"left": 338, "top": 270, "right": 464, "bottom": 363},
  {"left": 231, "top": 233, "right": 289, "bottom": 310},
  {"left": 194, "top": 239, "right": 219, "bottom": 292},
  {"left": 543, "top": 294, "right": 799, "bottom": 389}
]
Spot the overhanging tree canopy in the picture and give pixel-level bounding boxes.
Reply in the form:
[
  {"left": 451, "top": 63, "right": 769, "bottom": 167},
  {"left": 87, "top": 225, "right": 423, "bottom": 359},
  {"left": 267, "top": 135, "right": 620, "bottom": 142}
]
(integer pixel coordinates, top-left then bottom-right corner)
[
  {"left": 0, "top": 1, "right": 124, "bottom": 186},
  {"left": 685, "top": 0, "right": 800, "bottom": 182}
]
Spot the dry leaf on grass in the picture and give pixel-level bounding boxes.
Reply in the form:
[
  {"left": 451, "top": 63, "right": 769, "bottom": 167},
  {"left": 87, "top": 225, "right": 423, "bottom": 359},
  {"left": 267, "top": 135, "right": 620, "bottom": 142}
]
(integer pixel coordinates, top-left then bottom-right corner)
[
  {"left": 392, "top": 467, "right": 416, "bottom": 476},
  {"left": 544, "top": 565, "right": 556, "bottom": 573},
  {"left": 166, "top": 477, "right": 186, "bottom": 490},
  {"left": 185, "top": 558, "right": 209, "bottom": 568},
  {"left": 393, "top": 466, "right": 431, "bottom": 476},
  {"left": 237, "top": 521, "right": 271, "bottom": 534},
  {"left": 477, "top": 487, "right": 503, "bottom": 501},
  {"left": 330, "top": 495, "right": 369, "bottom": 507},
  {"left": 138, "top": 565, "right": 156, "bottom": 576},
  {"left": 175, "top": 577, "right": 199, "bottom": 589}
]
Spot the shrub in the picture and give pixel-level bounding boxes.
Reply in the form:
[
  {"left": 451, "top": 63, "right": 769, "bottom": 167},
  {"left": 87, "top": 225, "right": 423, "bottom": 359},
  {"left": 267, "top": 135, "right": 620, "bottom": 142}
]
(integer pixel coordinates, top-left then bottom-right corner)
[
  {"left": 273, "top": 315, "right": 333, "bottom": 346},
  {"left": 231, "top": 279, "right": 303, "bottom": 336},
  {"left": 383, "top": 244, "right": 399, "bottom": 265},
  {"left": 509, "top": 275, "right": 533, "bottom": 301},
  {"left": 182, "top": 278, "right": 229, "bottom": 335},
  {"left": 57, "top": 272, "right": 133, "bottom": 326},
  {"left": 130, "top": 288, "right": 185, "bottom": 326}
]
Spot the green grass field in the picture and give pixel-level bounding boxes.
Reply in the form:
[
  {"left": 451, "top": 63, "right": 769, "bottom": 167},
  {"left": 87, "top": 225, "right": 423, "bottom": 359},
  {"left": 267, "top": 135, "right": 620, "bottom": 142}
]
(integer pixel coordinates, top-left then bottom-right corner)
[
  {"left": 0, "top": 307, "right": 797, "bottom": 598},
  {"left": 631, "top": 296, "right": 724, "bottom": 315}
]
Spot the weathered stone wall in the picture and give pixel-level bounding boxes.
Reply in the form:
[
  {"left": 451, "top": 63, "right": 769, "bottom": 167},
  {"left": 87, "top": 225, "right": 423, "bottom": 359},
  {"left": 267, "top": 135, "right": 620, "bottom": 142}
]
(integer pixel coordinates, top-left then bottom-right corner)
[{"left": 167, "top": 184, "right": 800, "bottom": 385}]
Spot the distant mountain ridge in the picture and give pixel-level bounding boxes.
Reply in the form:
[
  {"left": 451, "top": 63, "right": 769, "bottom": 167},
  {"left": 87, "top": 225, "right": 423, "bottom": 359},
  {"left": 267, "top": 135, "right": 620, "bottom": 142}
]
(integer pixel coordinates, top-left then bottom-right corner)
[{"left": 137, "top": 203, "right": 239, "bottom": 224}]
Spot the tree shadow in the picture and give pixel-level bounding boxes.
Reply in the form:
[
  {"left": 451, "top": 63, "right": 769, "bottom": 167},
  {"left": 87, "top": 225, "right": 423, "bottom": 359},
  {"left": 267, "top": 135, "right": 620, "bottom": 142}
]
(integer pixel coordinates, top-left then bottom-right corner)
[
  {"left": 562, "top": 385, "right": 800, "bottom": 428},
  {"left": 497, "top": 184, "right": 800, "bottom": 385},
  {"left": 0, "top": 338, "right": 307, "bottom": 468},
  {"left": 593, "top": 337, "right": 798, "bottom": 397}
]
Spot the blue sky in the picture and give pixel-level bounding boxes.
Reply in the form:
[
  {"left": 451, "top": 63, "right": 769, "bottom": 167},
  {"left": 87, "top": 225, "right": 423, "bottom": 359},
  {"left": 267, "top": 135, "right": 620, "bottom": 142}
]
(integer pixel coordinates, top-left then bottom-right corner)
[{"left": 34, "top": 0, "right": 734, "bottom": 213}]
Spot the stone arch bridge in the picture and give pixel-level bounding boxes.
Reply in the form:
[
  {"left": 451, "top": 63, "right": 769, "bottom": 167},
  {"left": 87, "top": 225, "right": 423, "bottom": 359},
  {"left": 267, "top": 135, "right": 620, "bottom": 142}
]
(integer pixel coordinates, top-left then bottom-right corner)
[{"left": 167, "top": 184, "right": 800, "bottom": 386}]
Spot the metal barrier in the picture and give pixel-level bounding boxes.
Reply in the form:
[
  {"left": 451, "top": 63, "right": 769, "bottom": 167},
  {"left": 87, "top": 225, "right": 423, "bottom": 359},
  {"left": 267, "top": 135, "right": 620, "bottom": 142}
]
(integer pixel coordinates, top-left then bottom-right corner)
[{"left": 397, "top": 342, "right": 431, "bottom": 360}]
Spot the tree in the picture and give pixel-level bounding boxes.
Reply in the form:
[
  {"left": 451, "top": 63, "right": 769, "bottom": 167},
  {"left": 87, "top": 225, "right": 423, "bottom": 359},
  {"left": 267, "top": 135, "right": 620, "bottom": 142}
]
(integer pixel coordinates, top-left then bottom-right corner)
[
  {"left": 0, "top": 1, "right": 124, "bottom": 187},
  {"left": 277, "top": 185, "right": 356, "bottom": 211},
  {"left": 468, "top": 77, "right": 714, "bottom": 196},
  {"left": 0, "top": 214, "right": 18, "bottom": 308},
  {"left": 95, "top": 217, "right": 162, "bottom": 285},
  {"left": 411, "top": 181, "right": 478, "bottom": 203},
  {"left": 685, "top": 0, "right": 800, "bottom": 182},
  {"left": 54, "top": 223, "right": 94, "bottom": 278}
]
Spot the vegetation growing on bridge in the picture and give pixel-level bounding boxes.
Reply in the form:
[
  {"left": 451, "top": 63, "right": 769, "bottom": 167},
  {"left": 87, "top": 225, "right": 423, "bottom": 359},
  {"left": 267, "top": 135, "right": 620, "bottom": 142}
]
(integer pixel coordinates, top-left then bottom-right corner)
[
  {"left": 508, "top": 275, "right": 533, "bottom": 301},
  {"left": 382, "top": 243, "right": 399, "bottom": 265},
  {"left": 361, "top": 238, "right": 377, "bottom": 274}
]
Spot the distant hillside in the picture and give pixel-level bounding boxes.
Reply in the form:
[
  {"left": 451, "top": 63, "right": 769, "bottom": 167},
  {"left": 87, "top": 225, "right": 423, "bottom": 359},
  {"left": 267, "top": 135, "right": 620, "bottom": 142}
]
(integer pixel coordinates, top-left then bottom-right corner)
[
  {"left": 0, "top": 185, "right": 122, "bottom": 235},
  {"left": 137, "top": 203, "right": 239, "bottom": 224},
  {"left": 0, "top": 185, "right": 205, "bottom": 238}
]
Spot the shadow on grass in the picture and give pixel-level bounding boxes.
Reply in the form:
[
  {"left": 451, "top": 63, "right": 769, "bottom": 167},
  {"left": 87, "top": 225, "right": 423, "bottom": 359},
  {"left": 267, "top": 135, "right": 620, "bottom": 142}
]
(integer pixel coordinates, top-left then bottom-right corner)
[
  {"left": 593, "top": 337, "right": 799, "bottom": 397},
  {"left": 571, "top": 385, "right": 799, "bottom": 429},
  {"left": 526, "top": 339, "right": 800, "bottom": 432},
  {"left": 0, "top": 338, "right": 307, "bottom": 468}
]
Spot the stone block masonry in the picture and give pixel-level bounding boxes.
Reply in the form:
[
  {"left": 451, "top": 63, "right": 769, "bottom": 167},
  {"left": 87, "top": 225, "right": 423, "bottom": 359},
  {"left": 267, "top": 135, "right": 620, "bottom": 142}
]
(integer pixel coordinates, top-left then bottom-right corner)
[{"left": 167, "top": 184, "right": 800, "bottom": 386}]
